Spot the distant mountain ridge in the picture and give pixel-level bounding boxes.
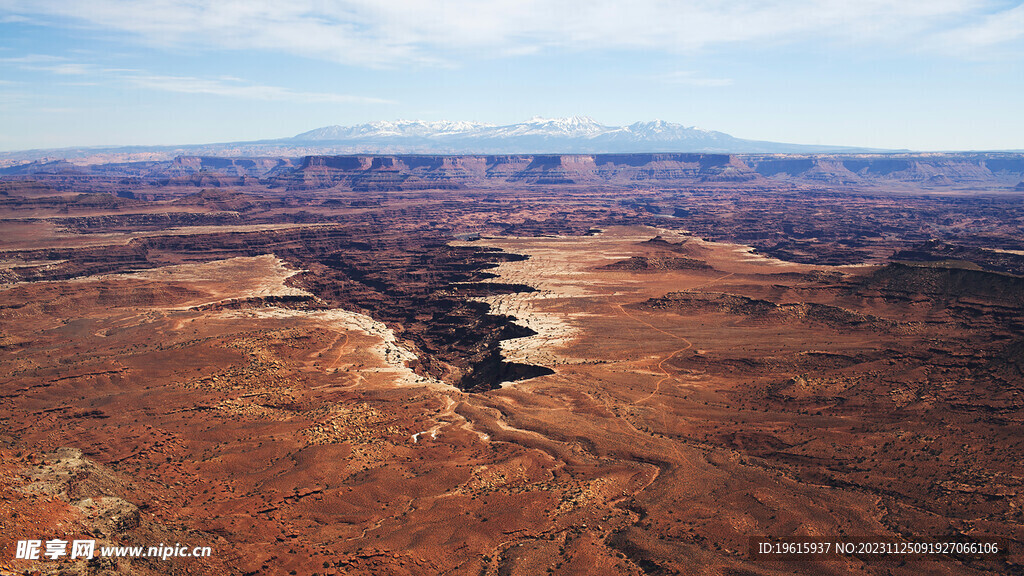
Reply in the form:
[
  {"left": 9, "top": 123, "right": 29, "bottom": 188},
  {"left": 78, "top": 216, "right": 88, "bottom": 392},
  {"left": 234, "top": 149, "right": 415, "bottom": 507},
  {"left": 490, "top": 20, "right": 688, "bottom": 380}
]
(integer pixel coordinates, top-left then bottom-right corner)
[
  {"left": 0, "top": 116, "right": 897, "bottom": 166},
  {"left": 295, "top": 119, "right": 497, "bottom": 140},
  {"left": 288, "top": 116, "right": 879, "bottom": 154}
]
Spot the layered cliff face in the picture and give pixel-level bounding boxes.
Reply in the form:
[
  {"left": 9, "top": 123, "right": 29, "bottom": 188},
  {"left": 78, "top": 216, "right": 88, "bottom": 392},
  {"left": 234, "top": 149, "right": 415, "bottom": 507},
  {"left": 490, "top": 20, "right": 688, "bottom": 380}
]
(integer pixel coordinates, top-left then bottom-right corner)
[
  {"left": 270, "top": 153, "right": 760, "bottom": 190},
  {"left": 748, "top": 154, "right": 1024, "bottom": 186},
  {"left": 271, "top": 153, "right": 1024, "bottom": 190},
  {"left": 168, "top": 156, "right": 296, "bottom": 177},
  {"left": 5, "top": 153, "right": 1024, "bottom": 192}
]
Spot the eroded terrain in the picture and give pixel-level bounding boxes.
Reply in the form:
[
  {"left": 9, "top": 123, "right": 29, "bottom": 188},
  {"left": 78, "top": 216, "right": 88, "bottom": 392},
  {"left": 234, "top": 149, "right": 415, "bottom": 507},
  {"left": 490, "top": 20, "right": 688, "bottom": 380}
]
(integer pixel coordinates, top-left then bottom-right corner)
[{"left": 2, "top": 154, "right": 1023, "bottom": 575}]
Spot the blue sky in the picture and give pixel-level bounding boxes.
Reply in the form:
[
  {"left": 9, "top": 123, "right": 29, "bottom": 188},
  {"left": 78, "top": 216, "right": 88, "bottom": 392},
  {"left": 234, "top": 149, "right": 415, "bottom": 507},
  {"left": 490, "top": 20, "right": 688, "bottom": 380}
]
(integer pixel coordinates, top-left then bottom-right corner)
[{"left": 1, "top": 0, "right": 1023, "bottom": 151}]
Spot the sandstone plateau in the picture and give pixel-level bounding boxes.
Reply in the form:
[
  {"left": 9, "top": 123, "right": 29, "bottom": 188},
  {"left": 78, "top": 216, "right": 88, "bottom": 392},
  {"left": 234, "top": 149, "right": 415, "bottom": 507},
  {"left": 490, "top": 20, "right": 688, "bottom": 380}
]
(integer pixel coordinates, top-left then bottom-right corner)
[{"left": 1, "top": 154, "right": 1023, "bottom": 575}]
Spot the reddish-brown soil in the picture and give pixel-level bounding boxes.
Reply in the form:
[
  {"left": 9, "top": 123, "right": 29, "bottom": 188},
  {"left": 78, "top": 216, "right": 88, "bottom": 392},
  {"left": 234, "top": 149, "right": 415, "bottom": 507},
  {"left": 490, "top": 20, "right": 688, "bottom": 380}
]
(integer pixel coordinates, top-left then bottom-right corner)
[{"left": 1, "top": 158, "right": 1023, "bottom": 575}]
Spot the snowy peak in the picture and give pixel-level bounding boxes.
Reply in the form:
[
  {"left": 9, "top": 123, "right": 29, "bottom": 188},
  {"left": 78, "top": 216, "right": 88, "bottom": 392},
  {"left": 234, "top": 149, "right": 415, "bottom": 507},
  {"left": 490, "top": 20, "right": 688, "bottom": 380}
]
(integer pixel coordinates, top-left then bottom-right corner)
[
  {"left": 513, "top": 115, "right": 609, "bottom": 137},
  {"left": 298, "top": 116, "right": 615, "bottom": 142},
  {"left": 628, "top": 120, "right": 690, "bottom": 135},
  {"left": 295, "top": 120, "right": 494, "bottom": 141},
  {"left": 288, "top": 117, "right": 876, "bottom": 154},
  {"left": 355, "top": 120, "right": 492, "bottom": 136},
  {"left": 621, "top": 120, "right": 724, "bottom": 141}
]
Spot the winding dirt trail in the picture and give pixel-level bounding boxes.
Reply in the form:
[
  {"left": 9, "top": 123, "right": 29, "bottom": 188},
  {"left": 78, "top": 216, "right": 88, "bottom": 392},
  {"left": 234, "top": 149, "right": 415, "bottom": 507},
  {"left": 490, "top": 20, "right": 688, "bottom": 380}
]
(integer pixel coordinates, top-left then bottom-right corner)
[
  {"left": 616, "top": 303, "right": 693, "bottom": 405},
  {"left": 616, "top": 272, "right": 734, "bottom": 405},
  {"left": 329, "top": 332, "right": 350, "bottom": 369}
]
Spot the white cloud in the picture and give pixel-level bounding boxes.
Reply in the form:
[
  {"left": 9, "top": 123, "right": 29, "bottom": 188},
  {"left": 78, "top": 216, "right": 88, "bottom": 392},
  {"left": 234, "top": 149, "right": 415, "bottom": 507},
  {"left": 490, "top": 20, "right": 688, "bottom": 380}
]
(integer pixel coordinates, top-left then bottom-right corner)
[
  {"left": 2, "top": 0, "right": 1019, "bottom": 66},
  {"left": 0, "top": 54, "right": 66, "bottom": 64},
  {"left": 0, "top": 55, "right": 392, "bottom": 104},
  {"left": 44, "top": 62, "right": 92, "bottom": 75},
  {"left": 0, "top": 55, "right": 92, "bottom": 74},
  {"left": 125, "top": 74, "right": 393, "bottom": 104},
  {"left": 932, "top": 3, "right": 1024, "bottom": 52}
]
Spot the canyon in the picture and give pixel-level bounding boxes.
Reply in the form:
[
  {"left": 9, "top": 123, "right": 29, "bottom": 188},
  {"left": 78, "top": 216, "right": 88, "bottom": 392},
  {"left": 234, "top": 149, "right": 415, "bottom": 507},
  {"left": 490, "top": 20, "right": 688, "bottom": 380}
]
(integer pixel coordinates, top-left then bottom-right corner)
[{"left": 1, "top": 153, "right": 1022, "bottom": 575}]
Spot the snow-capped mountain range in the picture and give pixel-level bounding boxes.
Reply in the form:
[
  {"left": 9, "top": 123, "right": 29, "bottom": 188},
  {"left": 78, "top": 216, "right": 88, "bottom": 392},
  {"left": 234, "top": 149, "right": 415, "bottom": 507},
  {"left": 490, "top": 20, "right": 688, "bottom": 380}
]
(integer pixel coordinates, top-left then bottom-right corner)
[
  {"left": 289, "top": 116, "right": 871, "bottom": 154},
  {"left": 296, "top": 119, "right": 496, "bottom": 140},
  {"left": 0, "top": 116, "right": 890, "bottom": 166}
]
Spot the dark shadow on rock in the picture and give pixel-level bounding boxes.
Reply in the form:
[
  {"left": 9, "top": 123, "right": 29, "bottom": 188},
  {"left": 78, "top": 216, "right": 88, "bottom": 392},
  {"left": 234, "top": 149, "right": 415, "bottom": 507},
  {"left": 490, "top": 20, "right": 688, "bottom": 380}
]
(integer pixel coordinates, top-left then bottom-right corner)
[{"left": 499, "top": 362, "right": 556, "bottom": 383}]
